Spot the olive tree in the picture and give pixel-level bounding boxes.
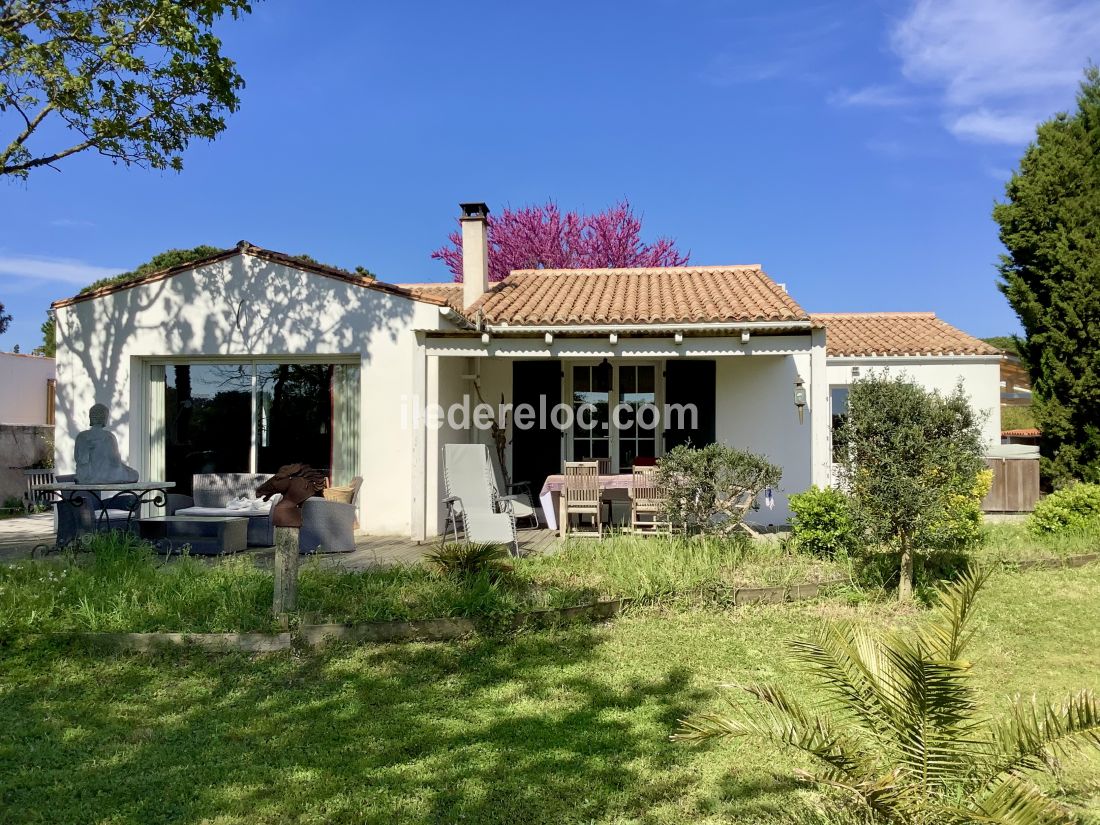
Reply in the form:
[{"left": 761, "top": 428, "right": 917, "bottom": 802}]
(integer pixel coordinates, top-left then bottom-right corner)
[{"left": 834, "top": 374, "right": 985, "bottom": 599}]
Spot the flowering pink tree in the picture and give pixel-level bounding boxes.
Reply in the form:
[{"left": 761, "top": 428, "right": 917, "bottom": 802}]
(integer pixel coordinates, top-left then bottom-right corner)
[{"left": 432, "top": 200, "right": 690, "bottom": 282}]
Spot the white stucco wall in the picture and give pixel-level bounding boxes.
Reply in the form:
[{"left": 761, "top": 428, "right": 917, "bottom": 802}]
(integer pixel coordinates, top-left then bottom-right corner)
[
  {"left": 715, "top": 353, "right": 814, "bottom": 525},
  {"left": 54, "top": 252, "right": 450, "bottom": 535},
  {"left": 0, "top": 353, "right": 55, "bottom": 425},
  {"left": 826, "top": 357, "right": 1002, "bottom": 448}
]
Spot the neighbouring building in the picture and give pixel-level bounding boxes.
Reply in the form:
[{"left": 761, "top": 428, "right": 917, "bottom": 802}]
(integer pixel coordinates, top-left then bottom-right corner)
[{"left": 0, "top": 352, "right": 56, "bottom": 505}]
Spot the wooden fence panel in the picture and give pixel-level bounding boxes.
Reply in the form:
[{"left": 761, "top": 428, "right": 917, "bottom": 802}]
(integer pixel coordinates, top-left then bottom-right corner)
[{"left": 983, "top": 458, "right": 1040, "bottom": 513}]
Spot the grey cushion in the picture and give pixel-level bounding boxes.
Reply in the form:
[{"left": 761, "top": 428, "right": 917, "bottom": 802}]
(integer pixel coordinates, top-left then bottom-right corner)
[
  {"left": 299, "top": 498, "right": 355, "bottom": 554},
  {"left": 191, "top": 473, "right": 273, "bottom": 508}
]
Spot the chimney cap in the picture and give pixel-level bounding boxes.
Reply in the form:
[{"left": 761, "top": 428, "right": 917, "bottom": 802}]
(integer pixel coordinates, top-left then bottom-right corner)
[{"left": 459, "top": 202, "right": 490, "bottom": 220}]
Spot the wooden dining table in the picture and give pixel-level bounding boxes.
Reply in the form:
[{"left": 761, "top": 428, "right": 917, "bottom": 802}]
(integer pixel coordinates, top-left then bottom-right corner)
[{"left": 538, "top": 473, "right": 636, "bottom": 532}]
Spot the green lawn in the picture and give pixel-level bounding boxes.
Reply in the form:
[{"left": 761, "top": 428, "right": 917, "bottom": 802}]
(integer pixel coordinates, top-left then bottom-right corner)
[{"left": 2, "top": 565, "right": 1098, "bottom": 824}]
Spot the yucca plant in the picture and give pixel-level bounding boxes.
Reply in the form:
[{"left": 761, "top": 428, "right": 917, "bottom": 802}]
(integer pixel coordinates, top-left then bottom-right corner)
[{"left": 674, "top": 569, "right": 1100, "bottom": 824}]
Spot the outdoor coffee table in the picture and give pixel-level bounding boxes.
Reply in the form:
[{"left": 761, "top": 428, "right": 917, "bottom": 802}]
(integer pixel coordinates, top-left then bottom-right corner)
[{"left": 138, "top": 516, "right": 248, "bottom": 556}]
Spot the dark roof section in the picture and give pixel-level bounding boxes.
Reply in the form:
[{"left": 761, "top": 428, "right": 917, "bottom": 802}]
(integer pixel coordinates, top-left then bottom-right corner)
[
  {"left": 467, "top": 266, "right": 810, "bottom": 326},
  {"left": 51, "top": 241, "right": 455, "bottom": 310}
]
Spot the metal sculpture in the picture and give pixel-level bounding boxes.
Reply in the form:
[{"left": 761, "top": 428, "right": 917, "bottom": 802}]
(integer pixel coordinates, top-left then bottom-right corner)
[{"left": 256, "top": 463, "right": 327, "bottom": 528}]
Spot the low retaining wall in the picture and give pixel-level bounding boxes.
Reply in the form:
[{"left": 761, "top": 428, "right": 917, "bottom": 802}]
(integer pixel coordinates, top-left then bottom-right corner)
[
  {"left": 44, "top": 579, "right": 852, "bottom": 653},
  {"left": 35, "top": 555, "right": 1099, "bottom": 654}
]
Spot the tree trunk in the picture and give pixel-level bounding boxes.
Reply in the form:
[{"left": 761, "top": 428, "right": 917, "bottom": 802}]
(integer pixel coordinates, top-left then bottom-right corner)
[
  {"left": 273, "top": 526, "right": 299, "bottom": 617},
  {"left": 898, "top": 534, "right": 914, "bottom": 601}
]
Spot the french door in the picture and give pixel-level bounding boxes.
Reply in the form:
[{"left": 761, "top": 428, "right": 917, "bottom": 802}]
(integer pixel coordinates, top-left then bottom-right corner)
[{"left": 568, "top": 361, "right": 660, "bottom": 472}]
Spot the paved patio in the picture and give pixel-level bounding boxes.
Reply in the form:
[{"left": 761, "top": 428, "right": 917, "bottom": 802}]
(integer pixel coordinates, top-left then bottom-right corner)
[{"left": 0, "top": 513, "right": 560, "bottom": 569}]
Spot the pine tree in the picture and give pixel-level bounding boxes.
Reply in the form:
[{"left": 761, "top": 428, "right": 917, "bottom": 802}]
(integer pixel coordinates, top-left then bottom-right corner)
[{"left": 994, "top": 66, "right": 1100, "bottom": 485}]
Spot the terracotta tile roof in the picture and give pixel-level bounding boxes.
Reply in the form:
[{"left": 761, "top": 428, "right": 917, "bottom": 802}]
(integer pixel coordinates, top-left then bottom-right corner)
[
  {"left": 466, "top": 266, "right": 809, "bottom": 326},
  {"left": 400, "top": 282, "right": 464, "bottom": 310},
  {"left": 1002, "top": 428, "right": 1041, "bottom": 437},
  {"left": 52, "top": 242, "right": 454, "bottom": 310},
  {"left": 813, "top": 312, "right": 1001, "bottom": 357}
]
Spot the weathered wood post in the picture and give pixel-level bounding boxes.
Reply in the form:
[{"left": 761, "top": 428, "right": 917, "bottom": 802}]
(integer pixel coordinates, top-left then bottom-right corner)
[{"left": 273, "top": 526, "right": 300, "bottom": 619}]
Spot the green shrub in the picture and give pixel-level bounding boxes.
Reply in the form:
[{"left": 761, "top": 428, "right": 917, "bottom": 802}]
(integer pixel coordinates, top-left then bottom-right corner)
[
  {"left": 1029, "top": 483, "right": 1100, "bottom": 534},
  {"left": 918, "top": 468, "right": 992, "bottom": 551},
  {"left": 788, "top": 486, "right": 855, "bottom": 556},
  {"left": 656, "top": 443, "right": 782, "bottom": 535}
]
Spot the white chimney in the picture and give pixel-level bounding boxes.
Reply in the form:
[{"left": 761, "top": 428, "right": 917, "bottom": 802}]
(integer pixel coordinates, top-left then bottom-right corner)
[{"left": 459, "top": 202, "right": 490, "bottom": 309}]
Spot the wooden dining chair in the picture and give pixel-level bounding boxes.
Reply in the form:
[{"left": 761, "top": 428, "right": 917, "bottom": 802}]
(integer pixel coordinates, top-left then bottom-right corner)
[
  {"left": 595, "top": 457, "right": 613, "bottom": 475},
  {"left": 629, "top": 465, "right": 669, "bottom": 533},
  {"left": 561, "top": 461, "right": 603, "bottom": 538}
]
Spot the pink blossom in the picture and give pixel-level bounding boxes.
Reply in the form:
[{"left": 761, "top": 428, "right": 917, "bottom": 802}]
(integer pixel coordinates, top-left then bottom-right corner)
[{"left": 432, "top": 199, "right": 690, "bottom": 282}]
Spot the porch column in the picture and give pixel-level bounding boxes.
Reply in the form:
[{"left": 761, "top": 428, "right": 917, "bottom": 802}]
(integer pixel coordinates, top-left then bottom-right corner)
[
  {"left": 809, "top": 326, "right": 831, "bottom": 487},
  {"left": 410, "top": 334, "right": 428, "bottom": 542}
]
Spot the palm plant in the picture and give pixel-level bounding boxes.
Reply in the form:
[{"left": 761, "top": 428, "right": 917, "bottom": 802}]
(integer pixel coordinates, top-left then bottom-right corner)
[{"left": 674, "top": 569, "right": 1100, "bottom": 824}]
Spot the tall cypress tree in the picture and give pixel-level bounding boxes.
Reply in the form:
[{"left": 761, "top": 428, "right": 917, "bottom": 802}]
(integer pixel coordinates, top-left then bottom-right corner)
[{"left": 995, "top": 66, "right": 1100, "bottom": 485}]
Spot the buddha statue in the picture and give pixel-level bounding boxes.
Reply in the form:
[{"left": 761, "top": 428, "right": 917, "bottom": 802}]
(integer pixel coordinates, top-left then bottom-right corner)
[{"left": 74, "top": 404, "right": 140, "bottom": 484}]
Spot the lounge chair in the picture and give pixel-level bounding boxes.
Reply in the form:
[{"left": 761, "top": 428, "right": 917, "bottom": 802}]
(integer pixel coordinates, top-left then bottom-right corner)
[{"left": 442, "top": 444, "right": 519, "bottom": 555}]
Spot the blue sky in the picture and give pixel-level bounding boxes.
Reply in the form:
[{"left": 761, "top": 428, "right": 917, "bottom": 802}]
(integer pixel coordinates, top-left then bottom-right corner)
[{"left": 2, "top": 0, "right": 1097, "bottom": 352}]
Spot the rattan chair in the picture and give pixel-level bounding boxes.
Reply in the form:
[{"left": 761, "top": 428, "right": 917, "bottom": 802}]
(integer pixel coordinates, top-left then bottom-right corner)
[
  {"left": 629, "top": 465, "right": 670, "bottom": 533},
  {"left": 561, "top": 461, "right": 603, "bottom": 538}
]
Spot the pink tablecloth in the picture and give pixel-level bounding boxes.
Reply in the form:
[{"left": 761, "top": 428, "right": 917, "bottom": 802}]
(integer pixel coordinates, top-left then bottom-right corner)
[{"left": 538, "top": 474, "right": 634, "bottom": 531}]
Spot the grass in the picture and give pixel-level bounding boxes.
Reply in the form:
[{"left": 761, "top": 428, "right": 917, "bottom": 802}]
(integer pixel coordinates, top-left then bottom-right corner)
[
  {"left": 973, "top": 520, "right": 1100, "bottom": 563},
  {"left": 1, "top": 564, "right": 1097, "bottom": 824},
  {"left": 0, "top": 532, "right": 848, "bottom": 634}
]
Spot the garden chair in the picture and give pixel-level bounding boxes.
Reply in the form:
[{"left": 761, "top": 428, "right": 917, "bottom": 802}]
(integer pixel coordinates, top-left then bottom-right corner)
[
  {"left": 442, "top": 444, "right": 519, "bottom": 555},
  {"left": 561, "top": 461, "right": 603, "bottom": 538},
  {"left": 629, "top": 465, "right": 670, "bottom": 533},
  {"left": 595, "top": 457, "right": 613, "bottom": 475}
]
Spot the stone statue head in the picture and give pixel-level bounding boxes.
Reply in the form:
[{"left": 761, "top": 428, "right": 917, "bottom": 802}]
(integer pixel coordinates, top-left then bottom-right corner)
[{"left": 89, "top": 403, "right": 108, "bottom": 428}]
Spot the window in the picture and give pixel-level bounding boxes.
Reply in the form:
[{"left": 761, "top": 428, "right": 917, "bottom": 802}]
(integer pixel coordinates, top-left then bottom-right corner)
[
  {"left": 569, "top": 361, "right": 659, "bottom": 470},
  {"left": 830, "top": 386, "right": 849, "bottom": 462},
  {"left": 571, "top": 362, "right": 611, "bottom": 461},
  {"left": 152, "top": 360, "right": 359, "bottom": 495},
  {"left": 617, "top": 364, "right": 657, "bottom": 471}
]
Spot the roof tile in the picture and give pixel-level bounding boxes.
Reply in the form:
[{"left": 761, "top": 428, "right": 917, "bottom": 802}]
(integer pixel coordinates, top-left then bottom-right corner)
[
  {"left": 813, "top": 312, "right": 1000, "bottom": 357},
  {"left": 466, "top": 266, "right": 808, "bottom": 325}
]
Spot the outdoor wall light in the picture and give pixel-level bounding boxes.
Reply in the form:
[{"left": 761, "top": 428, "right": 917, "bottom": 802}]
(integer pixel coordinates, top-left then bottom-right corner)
[
  {"left": 673, "top": 332, "right": 684, "bottom": 345},
  {"left": 793, "top": 376, "right": 807, "bottom": 424},
  {"left": 544, "top": 332, "right": 554, "bottom": 346},
  {"left": 740, "top": 330, "right": 751, "bottom": 344},
  {"left": 609, "top": 332, "right": 618, "bottom": 345},
  {"left": 480, "top": 332, "right": 491, "bottom": 345},
  {"left": 851, "top": 366, "right": 860, "bottom": 378}
]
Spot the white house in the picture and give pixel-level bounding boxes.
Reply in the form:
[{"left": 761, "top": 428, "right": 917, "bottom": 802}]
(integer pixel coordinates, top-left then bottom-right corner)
[
  {"left": 0, "top": 352, "right": 55, "bottom": 426},
  {"left": 51, "top": 203, "right": 999, "bottom": 539}
]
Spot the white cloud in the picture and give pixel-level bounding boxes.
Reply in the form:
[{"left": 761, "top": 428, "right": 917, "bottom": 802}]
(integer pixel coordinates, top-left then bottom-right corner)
[
  {"left": 829, "top": 85, "right": 917, "bottom": 107},
  {"left": 0, "top": 254, "right": 122, "bottom": 286},
  {"left": 947, "top": 109, "right": 1038, "bottom": 144},
  {"left": 889, "top": 0, "right": 1099, "bottom": 143}
]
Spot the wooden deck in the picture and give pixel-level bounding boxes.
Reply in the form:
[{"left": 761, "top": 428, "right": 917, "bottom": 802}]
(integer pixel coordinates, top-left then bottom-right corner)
[{"left": 0, "top": 515, "right": 561, "bottom": 569}]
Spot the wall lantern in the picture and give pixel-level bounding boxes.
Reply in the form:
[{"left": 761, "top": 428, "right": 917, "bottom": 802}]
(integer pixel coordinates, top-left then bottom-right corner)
[
  {"left": 480, "top": 332, "right": 491, "bottom": 345},
  {"left": 793, "top": 376, "right": 807, "bottom": 424},
  {"left": 544, "top": 332, "right": 554, "bottom": 346},
  {"left": 740, "top": 330, "right": 751, "bottom": 345},
  {"left": 609, "top": 332, "right": 619, "bottom": 345},
  {"left": 851, "top": 366, "right": 860, "bottom": 379},
  {"left": 673, "top": 332, "right": 684, "bottom": 345}
]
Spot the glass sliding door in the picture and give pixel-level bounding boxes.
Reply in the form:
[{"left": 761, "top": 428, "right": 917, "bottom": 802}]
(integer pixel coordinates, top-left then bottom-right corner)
[
  {"left": 156, "top": 359, "right": 359, "bottom": 494},
  {"left": 164, "top": 364, "right": 253, "bottom": 494},
  {"left": 256, "top": 364, "right": 334, "bottom": 475}
]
